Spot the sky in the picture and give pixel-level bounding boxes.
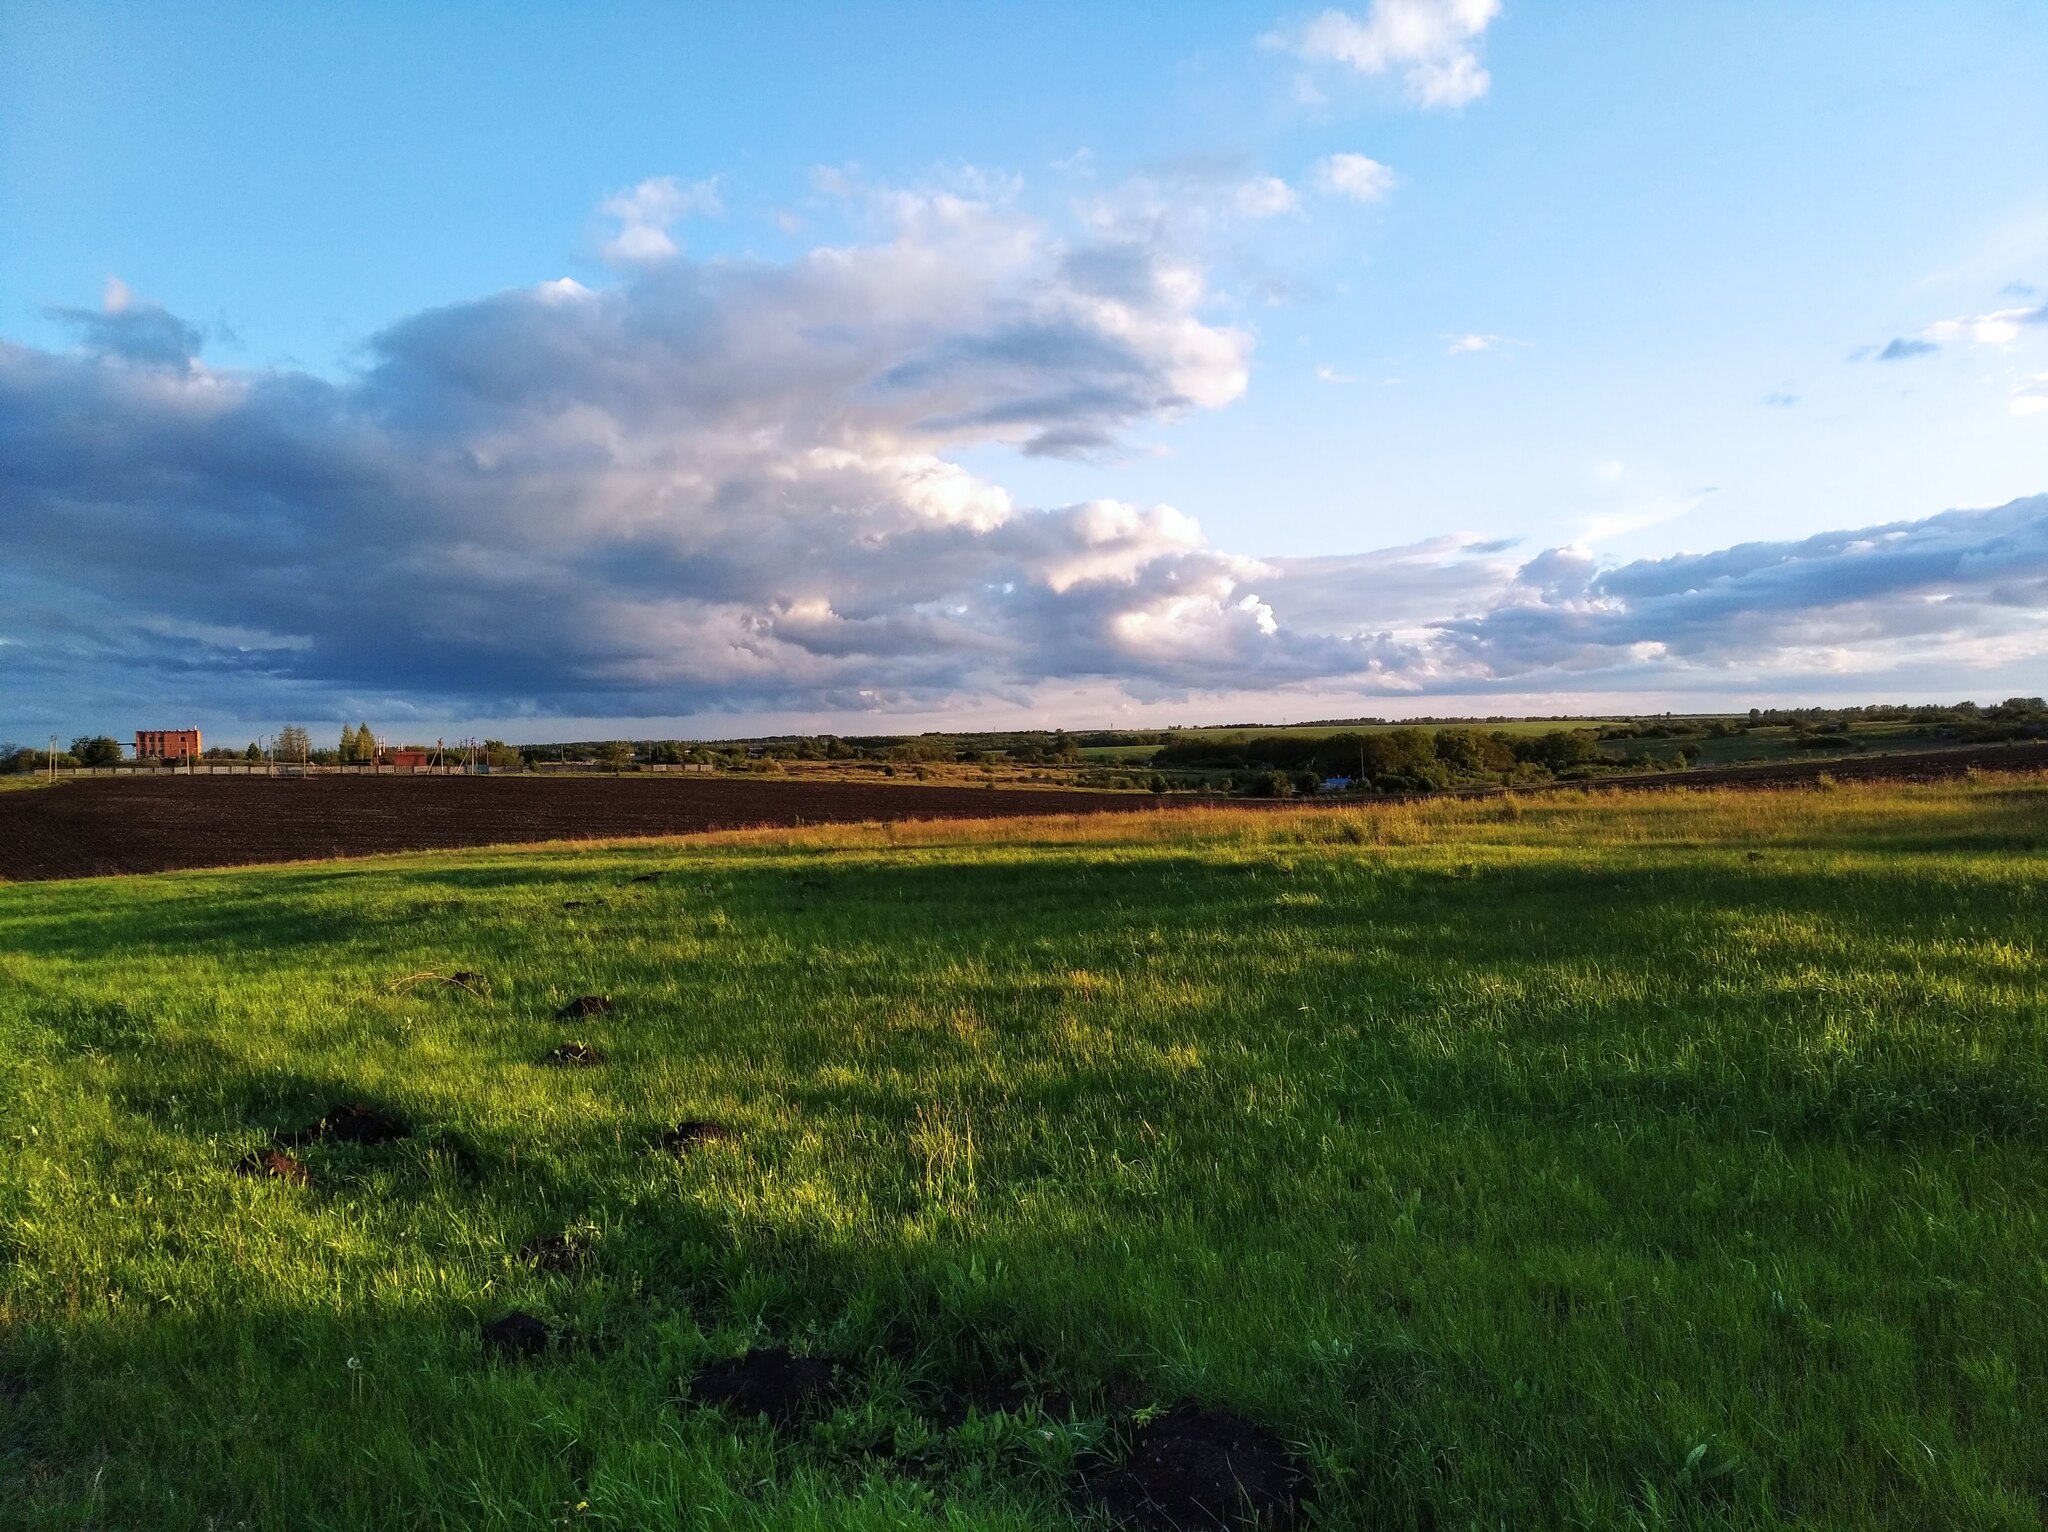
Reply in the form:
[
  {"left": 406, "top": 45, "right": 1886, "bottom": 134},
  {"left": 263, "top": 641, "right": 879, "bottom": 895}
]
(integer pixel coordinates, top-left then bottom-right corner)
[{"left": 3, "top": 0, "right": 2046, "bottom": 744}]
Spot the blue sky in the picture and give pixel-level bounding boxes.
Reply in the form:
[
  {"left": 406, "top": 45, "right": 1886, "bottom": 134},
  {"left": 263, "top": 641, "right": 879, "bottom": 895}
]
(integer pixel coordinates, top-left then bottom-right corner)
[{"left": 3, "top": 1, "right": 2046, "bottom": 741}]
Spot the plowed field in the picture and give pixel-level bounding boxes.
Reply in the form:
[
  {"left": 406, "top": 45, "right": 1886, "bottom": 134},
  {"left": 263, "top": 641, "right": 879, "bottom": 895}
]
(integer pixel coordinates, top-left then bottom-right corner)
[
  {"left": 0, "top": 775, "right": 1165, "bottom": 881},
  {"left": 4, "top": 740, "right": 2044, "bottom": 881}
]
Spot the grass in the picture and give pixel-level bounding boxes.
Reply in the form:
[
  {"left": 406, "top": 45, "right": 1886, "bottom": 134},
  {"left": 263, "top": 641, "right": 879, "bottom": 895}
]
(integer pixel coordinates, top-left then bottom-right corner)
[{"left": 2, "top": 778, "right": 2046, "bottom": 1529}]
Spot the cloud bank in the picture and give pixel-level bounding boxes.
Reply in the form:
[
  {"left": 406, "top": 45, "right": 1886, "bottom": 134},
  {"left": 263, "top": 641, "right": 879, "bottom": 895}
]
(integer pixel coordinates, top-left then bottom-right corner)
[{"left": 4, "top": 183, "right": 2047, "bottom": 729}]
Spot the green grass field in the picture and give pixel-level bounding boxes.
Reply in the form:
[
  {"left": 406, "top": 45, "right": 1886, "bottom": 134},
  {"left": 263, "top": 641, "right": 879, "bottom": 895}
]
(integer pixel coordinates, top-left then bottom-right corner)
[{"left": 4, "top": 780, "right": 2046, "bottom": 1529}]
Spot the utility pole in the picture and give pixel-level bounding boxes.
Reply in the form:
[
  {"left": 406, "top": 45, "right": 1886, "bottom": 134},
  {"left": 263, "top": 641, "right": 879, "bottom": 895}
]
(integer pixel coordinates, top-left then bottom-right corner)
[{"left": 48, "top": 735, "right": 57, "bottom": 781}]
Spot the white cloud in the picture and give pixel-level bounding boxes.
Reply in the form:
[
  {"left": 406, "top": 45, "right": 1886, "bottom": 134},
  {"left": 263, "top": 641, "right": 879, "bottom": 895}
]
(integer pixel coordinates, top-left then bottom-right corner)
[
  {"left": 1315, "top": 364, "right": 1357, "bottom": 383},
  {"left": 1446, "top": 332, "right": 1517, "bottom": 354},
  {"left": 600, "top": 175, "right": 725, "bottom": 265},
  {"left": 1313, "top": 153, "right": 1396, "bottom": 203},
  {"left": 1285, "top": 0, "right": 1500, "bottom": 108},
  {"left": 1868, "top": 295, "right": 2047, "bottom": 361},
  {"left": 1233, "top": 174, "right": 1301, "bottom": 219},
  {"left": 1925, "top": 303, "right": 2046, "bottom": 348},
  {"left": 8, "top": 193, "right": 2048, "bottom": 724},
  {"left": 2013, "top": 374, "right": 2048, "bottom": 417}
]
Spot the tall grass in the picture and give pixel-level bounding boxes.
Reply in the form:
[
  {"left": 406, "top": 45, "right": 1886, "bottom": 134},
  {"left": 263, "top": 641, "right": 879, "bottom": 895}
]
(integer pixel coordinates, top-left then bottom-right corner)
[{"left": 2, "top": 776, "right": 2045, "bottom": 1529}]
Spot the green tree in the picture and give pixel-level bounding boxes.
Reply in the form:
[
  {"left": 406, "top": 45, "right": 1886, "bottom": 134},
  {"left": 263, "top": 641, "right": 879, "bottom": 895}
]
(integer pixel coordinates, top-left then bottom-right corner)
[
  {"left": 275, "top": 726, "right": 312, "bottom": 762},
  {"left": 71, "top": 735, "right": 123, "bottom": 767}
]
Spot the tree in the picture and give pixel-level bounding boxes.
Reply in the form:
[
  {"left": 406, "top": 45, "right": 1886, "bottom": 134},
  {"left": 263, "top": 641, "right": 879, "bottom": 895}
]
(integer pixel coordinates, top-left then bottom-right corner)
[
  {"left": 71, "top": 735, "right": 123, "bottom": 767},
  {"left": 596, "top": 740, "right": 634, "bottom": 772},
  {"left": 244, "top": 742, "right": 262, "bottom": 761},
  {"left": 275, "top": 726, "right": 312, "bottom": 762}
]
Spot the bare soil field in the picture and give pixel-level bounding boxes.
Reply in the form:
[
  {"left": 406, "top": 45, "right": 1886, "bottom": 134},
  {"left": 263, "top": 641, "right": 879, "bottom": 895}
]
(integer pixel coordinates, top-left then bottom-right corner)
[
  {"left": 3, "top": 740, "right": 2044, "bottom": 881},
  {"left": 0, "top": 775, "right": 1168, "bottom": 882}
]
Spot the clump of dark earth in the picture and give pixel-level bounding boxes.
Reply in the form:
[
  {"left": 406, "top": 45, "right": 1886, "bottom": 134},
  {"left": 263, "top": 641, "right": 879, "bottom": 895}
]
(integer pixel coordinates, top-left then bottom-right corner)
[
  {"left": 562, "top": 899, "right": 606, "bottom": 911},
  {"left": 556, "top": 995, "right": 613, "bottom": 1019},
  {"left": 481, "top": 1311, "right": 552, "bottom": 1359},
  {"left": 235, "top": 1146, "right": 310, "bottom": 1184},
  {"left": 520, "top": 1230, "right": 593, "bottom": 1273},
  {"left": 687, "top": 1348, "right": 837, "bottom": 1425},
  {"left": 628, "top": 871, "right": 666, "bottom": 884},
  {"left": 1084, "top": 1404, "right": 1310, "bottom": 1531},
  {"left": 542, "top": 1041, "right": 606, "bottom": 1067},
  {"left": 447, "top": 971, "right": 484, "bottom": 989},
  {"left": 661, "top": 1119, "right": 734, "bottom": 1152},
  {"left": 286, "top": 1102, "right": 410, "bottom": 1146}
]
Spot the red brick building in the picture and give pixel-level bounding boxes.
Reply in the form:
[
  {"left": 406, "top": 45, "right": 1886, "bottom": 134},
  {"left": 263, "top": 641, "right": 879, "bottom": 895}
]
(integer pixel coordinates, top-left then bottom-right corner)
[
  {"left": 385, "top": 748, "right": 431, "bottom": 768},
  {"left": 135, "top": 728, "right": 202, "bottom": 761}
]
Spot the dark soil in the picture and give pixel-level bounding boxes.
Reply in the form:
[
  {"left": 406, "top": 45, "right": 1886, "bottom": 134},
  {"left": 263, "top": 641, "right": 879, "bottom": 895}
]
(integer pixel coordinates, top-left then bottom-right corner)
[
  {"left": 481, "top": 1312, "right": 552, "bottom": 1359},
  {"left": 1084, "top": 1404, "right": 1311, "bottom": 1531},
  {"left": 234, "top": 1147, "right": 310, "bottom": 1184},
  {"left": 555, "top": 996, "right": 612, "bottom": 1019},
  {"left": 542, "top": 1042, "right": 606, "bottom": 1067},
  {"left": 9, "top": 745, "right": 2046, "bottom": 882},
  {"left": 519, "top": 1230, "right": 593, "bottom": 1273},
  {"left": 448, "top": 971, "right": 484, "bottom": 988},
  {"left": 661, "top": 1119, "right": 734, "bottom": 1152},
  {"left": 285, "top": 1102, "right": 410, "bottom": 1146},
  {"left": 628, "top": 871, "right": 667, "bottom": 883},
  {"left": 686, "top": 1348, "right": 838, "bottom": 1425},
  {"left": 0, "top": 773, "right": 1183, "bottom": 881},
  {"left": 561, "top": 900, "right": 599, "bottom": 911}
]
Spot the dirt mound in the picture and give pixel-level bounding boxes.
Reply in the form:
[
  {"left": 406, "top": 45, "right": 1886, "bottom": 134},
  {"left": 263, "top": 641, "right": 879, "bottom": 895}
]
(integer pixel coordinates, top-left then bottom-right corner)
[
  {"left": 542, "top": 1042, "right": 606, "bottom": 1067},
  {"left": 519, "top": 1230, "right": 593, "bottom": 1273},
  {"left": 1085, "top": 1404, "right": 1310, "bottom": 1531},
  {"left": 661, "top": 1119, "right": 734, "bottom": 1152},
  {"left": 234, "top": 1147, "right": 309, "bottom": 1184},
  {"left": 481, "top": 1312, "right": 551, "bottom": 1359},
  {"left": 286, "top": 1102, "right": 410, "bottom": 1146},
  {"left": 628, "top": 871, "right": 667, "bottom": 884},
  {"left": 555, "top": 995, "right": 612, "bottom": 1019},
  {"left": 687, "top": 1348, "right": 837, "bottom": 1424}
]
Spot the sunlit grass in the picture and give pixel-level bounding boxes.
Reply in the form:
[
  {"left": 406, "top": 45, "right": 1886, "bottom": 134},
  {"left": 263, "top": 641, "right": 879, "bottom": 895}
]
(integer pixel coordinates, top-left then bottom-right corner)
[{"left": 2, "top": 776, "right": 2045, "bottom": 1529}]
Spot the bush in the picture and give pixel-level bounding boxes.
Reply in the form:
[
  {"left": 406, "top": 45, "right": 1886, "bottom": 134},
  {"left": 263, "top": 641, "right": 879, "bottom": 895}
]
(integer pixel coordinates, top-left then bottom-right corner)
[{"left": 1248, "top": 770, "right": 1295, "bottom": 798}]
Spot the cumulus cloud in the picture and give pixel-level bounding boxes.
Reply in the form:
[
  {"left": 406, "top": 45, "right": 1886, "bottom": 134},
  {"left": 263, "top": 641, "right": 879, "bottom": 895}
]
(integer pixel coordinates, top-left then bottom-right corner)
[
  {"left": 1866, "top": 296, "right": 2048, "bottom": 362},
  {"left": 45, "top": 275, "right": 205, "bottom": 370},
  {"left": 1434, "top": 496, "right": 2048, "bottom": 683},
  {"left": 1282, "top": 0, "right": 1500, "bottom": 108},
  {"left": 5, "top": 184, "right": 2048, "bottom": 726},
  {"left": 601, "top": 175, "right": 724, "bottom": 264},
  {"left": 1313, "top": 152, "right": 1396, "bottom": 202},
  {"left": 1446, "top": 332, "right": 1517, "bottom": 354}
]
